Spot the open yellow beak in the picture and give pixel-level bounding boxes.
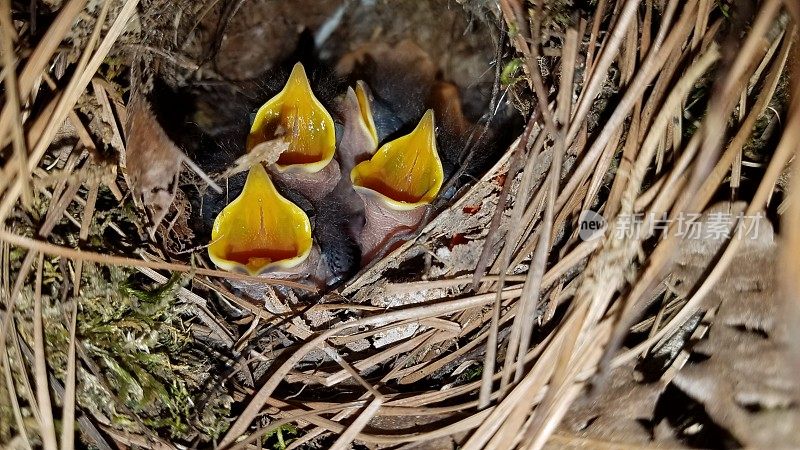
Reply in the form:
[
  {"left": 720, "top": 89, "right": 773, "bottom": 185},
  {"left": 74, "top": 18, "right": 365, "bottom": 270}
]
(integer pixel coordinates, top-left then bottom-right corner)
[
  {"left": 208, "top": 164, "right": 312, "bottom": 275},
  {"left": 351, "top": 109, "right": 443, "bottom": 210},
  {"left": 355, "top": 80, "right": 379, "bottom": 148},
  {"left": 247, "top": 62, "right": 336, "bottom": 173}
]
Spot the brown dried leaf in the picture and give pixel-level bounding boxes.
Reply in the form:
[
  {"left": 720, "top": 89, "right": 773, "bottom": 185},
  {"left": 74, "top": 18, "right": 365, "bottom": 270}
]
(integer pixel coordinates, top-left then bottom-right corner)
[{"left": 124, "top": 95, "right": 183, "bottom": 238}]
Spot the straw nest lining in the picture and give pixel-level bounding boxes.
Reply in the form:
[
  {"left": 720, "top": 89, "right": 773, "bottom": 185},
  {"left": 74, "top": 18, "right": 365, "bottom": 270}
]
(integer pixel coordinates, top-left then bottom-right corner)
[{"left": 2, "top": 0, "right": 800, "bottom": 449}]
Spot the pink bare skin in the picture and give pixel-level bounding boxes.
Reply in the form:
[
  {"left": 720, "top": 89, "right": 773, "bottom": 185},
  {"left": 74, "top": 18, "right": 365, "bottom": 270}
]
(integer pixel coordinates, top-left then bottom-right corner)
[
  {"left": 356, "top": 189, "right": 427, "bottom": 264},
  {"left": 267, "top": 159, "right": 341, "bottom": 203}
]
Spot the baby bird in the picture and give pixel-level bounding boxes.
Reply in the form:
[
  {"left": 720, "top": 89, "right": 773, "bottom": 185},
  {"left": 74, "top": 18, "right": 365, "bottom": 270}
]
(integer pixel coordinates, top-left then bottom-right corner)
[
  {"left": 206, "top": 62, "right": 358, "bottom": 287},
  {"left": 348, "top": 109, "right": 443, "bottom": 262},
  {"left": 206, "top": 57, "right": 451, "bottom": 285},
  {"left": 166, "top": 36, "right": 505, "bottom": 289},
  {"left": 247, "top": 63, "right": 340, "bottom": 202}
]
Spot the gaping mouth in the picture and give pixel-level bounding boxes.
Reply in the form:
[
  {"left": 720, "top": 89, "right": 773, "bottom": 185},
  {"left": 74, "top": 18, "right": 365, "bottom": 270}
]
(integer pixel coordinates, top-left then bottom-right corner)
[
  {"left": 351, "top": 109, "right": 443, "bottom": 210},
  {"left": 355, "top": 80, "right": 379, "bottom": 148},
  {"left": 247, "top": 62, "right": 336, "bottom": 173},
  {"left": 208, "top": 163, "right": 312, "bottom": 274}
]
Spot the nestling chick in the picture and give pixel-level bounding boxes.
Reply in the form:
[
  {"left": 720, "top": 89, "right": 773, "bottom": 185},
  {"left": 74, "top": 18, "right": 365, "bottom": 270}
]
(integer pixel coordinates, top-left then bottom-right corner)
[
  {"left": 144, "top": 31, "right": 513, "bottom": 289},
  {"left": 349, "top": 109, "right": 443, "bottom": 262},
  {"left": 206, "top": 61, "right": 355, "bottom": 287}
]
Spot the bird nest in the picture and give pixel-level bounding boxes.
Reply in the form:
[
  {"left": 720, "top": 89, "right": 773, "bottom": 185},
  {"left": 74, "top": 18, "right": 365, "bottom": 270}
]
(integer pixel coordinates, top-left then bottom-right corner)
[{"left": 2, "top": 1, "right": 800, "bottom": 449}]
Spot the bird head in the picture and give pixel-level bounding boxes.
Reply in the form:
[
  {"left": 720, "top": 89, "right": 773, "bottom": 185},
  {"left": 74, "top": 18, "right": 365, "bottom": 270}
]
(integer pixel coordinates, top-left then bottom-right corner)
[
  {"left": 353, "top": 80, "right": 379, "bottom": 147},
  {"left": 247, "top": 62, "right": 336, "bottom": 174},
  {"left": 208, "top": 163, "right": 313, "bottom": 275},
  {"left": 351, "top": 109, "right": 443, "bottom": 210},
  {"left": 350, "top": 109, "right": 444, "bottom": 261},
  {"left": 336, "top": 80, "right": 380, "bottom": 173}
]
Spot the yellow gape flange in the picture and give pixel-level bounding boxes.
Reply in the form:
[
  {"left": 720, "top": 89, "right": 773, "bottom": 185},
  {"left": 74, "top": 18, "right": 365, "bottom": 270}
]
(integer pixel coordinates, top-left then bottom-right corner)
[
  {"left": 351, "top": 109, "right": 443, "bottom": 210},
  {"left": 208, "top": 164, "right": 312, "bottom": 275},
  {"left": 248, "top": 62, "right": 336, "bottom": 173},
  {"left": 355, "top": 80, "right": 379, "bottom": 147}
]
